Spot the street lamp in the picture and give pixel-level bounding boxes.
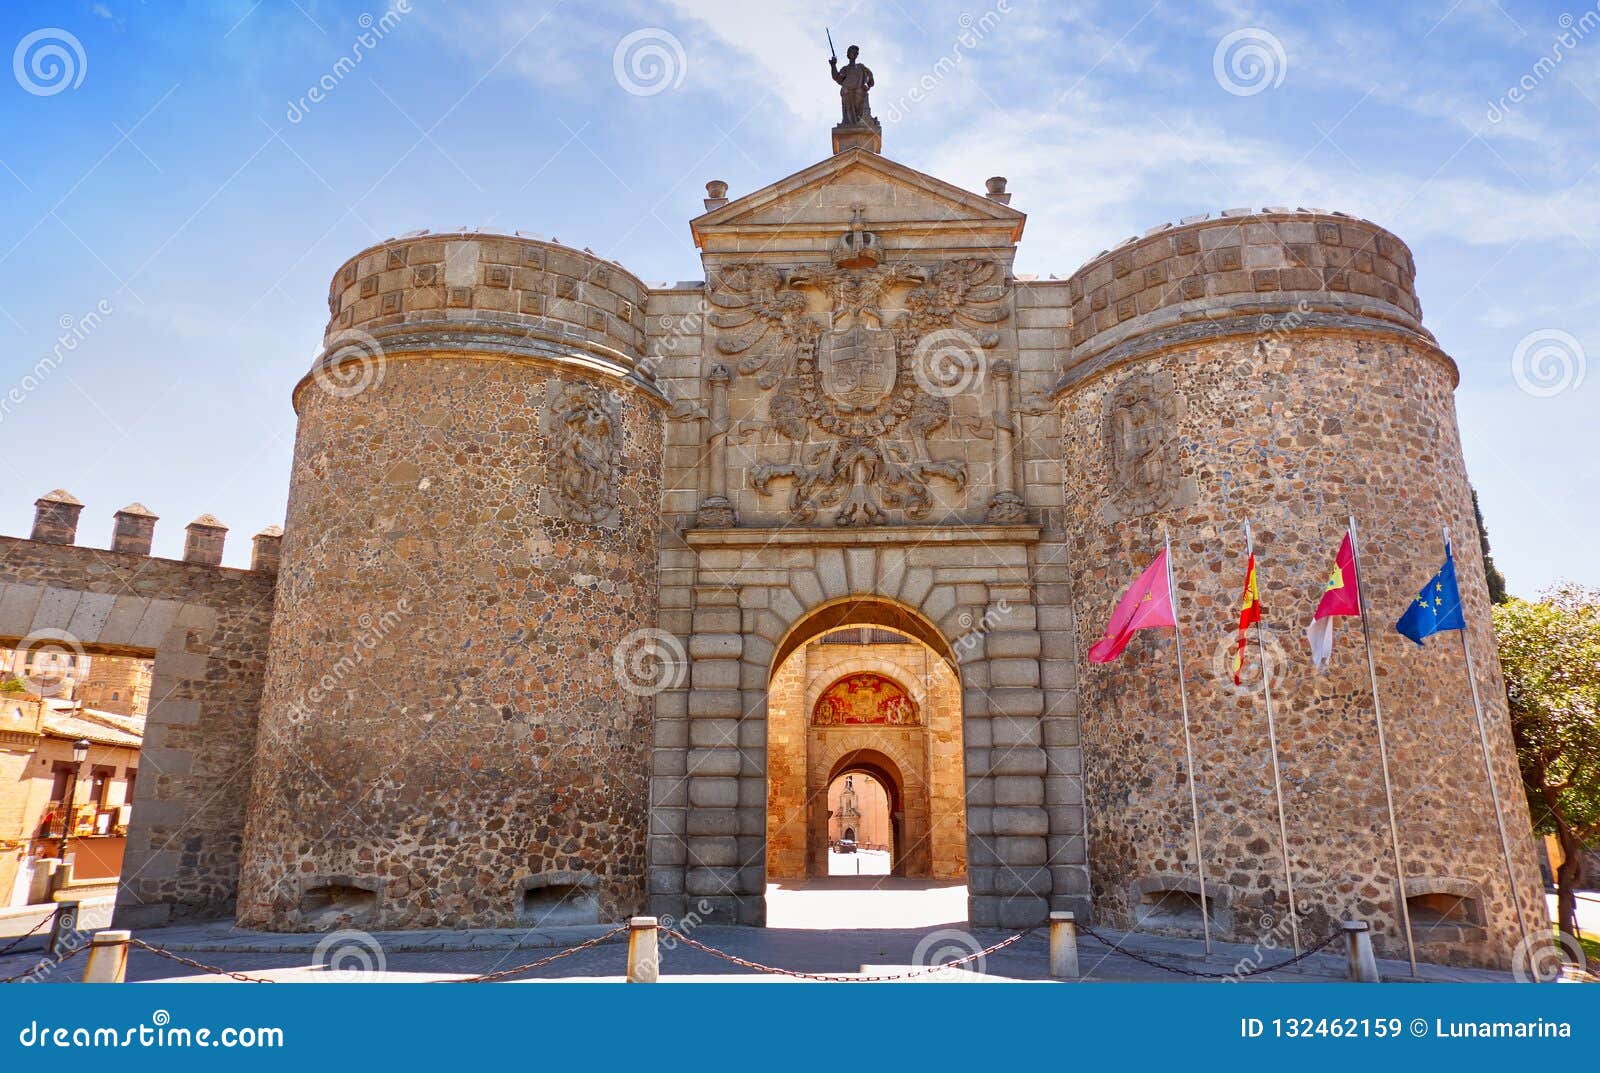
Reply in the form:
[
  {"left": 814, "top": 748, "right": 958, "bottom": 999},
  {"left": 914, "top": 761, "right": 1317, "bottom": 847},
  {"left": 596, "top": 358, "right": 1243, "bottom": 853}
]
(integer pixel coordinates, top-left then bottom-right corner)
[{"left": 59, "top": 738, "right": 90, "bottom": 864}]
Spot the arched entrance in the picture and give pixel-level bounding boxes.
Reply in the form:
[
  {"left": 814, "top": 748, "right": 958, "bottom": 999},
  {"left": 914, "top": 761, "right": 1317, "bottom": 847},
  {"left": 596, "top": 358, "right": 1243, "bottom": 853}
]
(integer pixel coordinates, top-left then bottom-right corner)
[
  {"left": 826, "top": 761, "right": 896, "bottom": 876},
  {"left": 765, "top": 598, "right": 967, "bottom": 926}
]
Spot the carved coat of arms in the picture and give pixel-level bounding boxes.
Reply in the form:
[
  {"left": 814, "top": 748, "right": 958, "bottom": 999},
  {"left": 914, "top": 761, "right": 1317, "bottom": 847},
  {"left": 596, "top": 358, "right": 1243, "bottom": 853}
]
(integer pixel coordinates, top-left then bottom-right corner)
[
  {"left": 819, "top": 320, "right": 896, "bottom": 411},
  {"left": 707, "top": 239, "right": 1010, "bottom": 526},
  {"left": 542, "top": 381, "right": 622, "bottom": 526},
  {"left": 1100, "top": 369, "right": 1195, "bottom": 522}
]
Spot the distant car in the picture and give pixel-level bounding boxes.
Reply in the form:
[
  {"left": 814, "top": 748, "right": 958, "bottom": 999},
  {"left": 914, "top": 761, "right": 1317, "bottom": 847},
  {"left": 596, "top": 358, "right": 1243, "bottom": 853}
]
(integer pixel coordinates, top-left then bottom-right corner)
[{"left": 835, "top": 839, "right": 857, "bottom": 853}]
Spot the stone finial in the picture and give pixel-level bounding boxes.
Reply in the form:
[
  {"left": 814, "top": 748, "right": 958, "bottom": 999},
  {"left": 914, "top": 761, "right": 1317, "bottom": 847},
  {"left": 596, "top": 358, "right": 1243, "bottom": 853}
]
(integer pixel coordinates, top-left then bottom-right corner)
[
  {"left": 985, "top": 176, "right": 1012, "bottom": 205},
  {"left": 111, "top": 502, "right": 158, "bottom": 556},
  {"left": 30, "top": 489, "right": 83, "bottom": 545},
  {"left": 251, "top": 524, "right": 284, "bottom": 574},
  {"left": 184, "top": 513, "right": 228, "bottom": 566},
  {"left": 703, "top": 180, "right": 729, "bottom": 211}
]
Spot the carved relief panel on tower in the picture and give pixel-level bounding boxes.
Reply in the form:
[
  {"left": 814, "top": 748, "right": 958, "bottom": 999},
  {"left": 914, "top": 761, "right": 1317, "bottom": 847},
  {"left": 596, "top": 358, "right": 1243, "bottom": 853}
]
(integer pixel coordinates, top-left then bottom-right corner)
[
  {"left": 541, "top": 380, "right": 622, "bottom": 527},
  {"left": 1099, "top": 368, "right": 1196, "bottom": 523},
  {"left": 705, "top": 216, "right": 1013, "bottom": 527}
]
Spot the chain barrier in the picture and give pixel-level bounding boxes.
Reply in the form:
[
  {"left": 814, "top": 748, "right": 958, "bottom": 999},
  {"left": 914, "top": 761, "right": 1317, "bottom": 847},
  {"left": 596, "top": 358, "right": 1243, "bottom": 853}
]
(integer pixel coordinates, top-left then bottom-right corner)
[
  {"left": 125, "top": 938, "right": 279, "bottom": 983},
  {"left": 0, "top": 941, "right": 86, "bottom": 984},
  {"left": 1074, "top": 922, "right": 1341, "bottom": 979},
  {"left": 663, "top": 926, "right": 1037, "bottom": 982},
  {"left": 454, "top": 924, "right": 631, "bottom": 983},
  {"left": 0, "top": 908, "right": 56, "bottom": 957}
]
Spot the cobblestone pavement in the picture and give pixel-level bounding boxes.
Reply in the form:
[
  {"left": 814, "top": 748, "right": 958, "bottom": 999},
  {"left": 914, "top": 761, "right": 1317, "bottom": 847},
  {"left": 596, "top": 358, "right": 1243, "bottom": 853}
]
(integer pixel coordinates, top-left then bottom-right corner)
[{"left": 0, "top": 920, "right": 1515, "bottom": 984}]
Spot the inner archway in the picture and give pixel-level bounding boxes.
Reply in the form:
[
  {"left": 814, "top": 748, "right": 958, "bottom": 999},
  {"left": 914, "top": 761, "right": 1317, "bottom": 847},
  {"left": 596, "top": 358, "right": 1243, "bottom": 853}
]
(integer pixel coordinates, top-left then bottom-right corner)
[
  {"left": 765, "top": 598, "right": 967, "bottom": 929},
  {"left": 827, "top": 766, "right": 894, "bottom": 875}
]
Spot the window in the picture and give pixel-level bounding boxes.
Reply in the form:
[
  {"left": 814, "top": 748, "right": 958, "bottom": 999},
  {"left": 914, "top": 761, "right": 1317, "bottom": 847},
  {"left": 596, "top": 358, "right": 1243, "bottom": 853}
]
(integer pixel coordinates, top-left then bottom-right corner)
[
  {"left": 90, "top": 765, "right": 114, "bottom": 807},
  {"left": 49, "top": 763, "right": 74, "bottom": 804},
  {"left": 123, "top": 769, "right": 136, "bottom": 804}
]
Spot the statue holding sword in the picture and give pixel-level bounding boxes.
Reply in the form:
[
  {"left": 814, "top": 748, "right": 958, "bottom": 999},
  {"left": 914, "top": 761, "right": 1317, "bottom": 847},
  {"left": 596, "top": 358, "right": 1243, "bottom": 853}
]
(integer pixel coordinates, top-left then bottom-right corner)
[{"left": 827, "top": 32, "right": 876, "bottom": 128}]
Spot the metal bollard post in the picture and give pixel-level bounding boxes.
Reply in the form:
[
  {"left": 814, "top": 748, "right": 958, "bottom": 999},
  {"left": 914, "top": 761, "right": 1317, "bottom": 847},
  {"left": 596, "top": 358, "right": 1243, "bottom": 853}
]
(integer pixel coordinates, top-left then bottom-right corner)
[
  {"left": 47, "top": 901, "right": 80, "bottom": 958},
  {"left": 626, "top": 916, "right": 659, "bottom": 983},
  {"left": 81, "top": 930, "right": 131, "bottom": 983},
  {"left": 1342, "top": 920, "right": 1380, "bottom": 983},
  {"left": 1049, "top": 911, "right": 1080, "bottom": 979}
]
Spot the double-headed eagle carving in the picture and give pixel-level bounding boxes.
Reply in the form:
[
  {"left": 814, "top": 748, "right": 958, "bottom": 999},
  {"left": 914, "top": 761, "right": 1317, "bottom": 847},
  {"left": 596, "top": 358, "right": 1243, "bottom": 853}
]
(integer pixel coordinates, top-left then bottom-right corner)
[{"left": 708, "top": 257, "right": 1009, "bottom": 526}]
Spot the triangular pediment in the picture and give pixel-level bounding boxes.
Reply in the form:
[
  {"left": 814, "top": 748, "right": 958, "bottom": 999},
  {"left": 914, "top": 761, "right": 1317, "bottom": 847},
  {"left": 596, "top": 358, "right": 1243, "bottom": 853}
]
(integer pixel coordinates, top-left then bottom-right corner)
[{"left": 691, "top": 147, "right": 1024, "bottom": 252}]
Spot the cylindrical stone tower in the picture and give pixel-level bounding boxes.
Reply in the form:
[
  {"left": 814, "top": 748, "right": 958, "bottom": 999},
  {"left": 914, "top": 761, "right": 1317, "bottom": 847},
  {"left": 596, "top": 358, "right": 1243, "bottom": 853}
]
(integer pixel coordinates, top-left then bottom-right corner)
[
  {"left": 1055, "top": 210, "right": 1544, "bottom": 969},
  {"left": 237, "top": 232, "right": 665, "bottom": 931}
]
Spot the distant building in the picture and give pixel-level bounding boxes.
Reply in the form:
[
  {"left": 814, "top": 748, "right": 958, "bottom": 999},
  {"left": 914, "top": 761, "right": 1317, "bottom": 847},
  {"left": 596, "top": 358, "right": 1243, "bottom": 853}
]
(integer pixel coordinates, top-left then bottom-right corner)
[{"left": 0, "top": 660, "right": 146, "bottom": 906}]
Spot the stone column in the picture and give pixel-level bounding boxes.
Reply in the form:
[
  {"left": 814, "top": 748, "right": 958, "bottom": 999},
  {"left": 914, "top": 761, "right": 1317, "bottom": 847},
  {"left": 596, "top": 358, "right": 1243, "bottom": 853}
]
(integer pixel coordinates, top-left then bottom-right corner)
[
  {"left": 695, "top": 364, "right": 735, "bottom": 527},
  {"left": 986, "top": 360, "right": 1026, "bottom": 522}
]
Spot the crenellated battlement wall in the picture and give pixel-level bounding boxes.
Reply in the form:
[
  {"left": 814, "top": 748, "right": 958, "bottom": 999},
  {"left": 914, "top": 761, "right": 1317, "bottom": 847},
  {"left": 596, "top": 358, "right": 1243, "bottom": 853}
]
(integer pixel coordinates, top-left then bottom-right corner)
[
  {"left": 1062, "top": 209, "right": 1434, "bottom": 387},
  {"left": 0, "top": 524, "right": 276, "bottom": 926},
  {"left": 310, "top": 231, "right": 656, "bottom": 411}
]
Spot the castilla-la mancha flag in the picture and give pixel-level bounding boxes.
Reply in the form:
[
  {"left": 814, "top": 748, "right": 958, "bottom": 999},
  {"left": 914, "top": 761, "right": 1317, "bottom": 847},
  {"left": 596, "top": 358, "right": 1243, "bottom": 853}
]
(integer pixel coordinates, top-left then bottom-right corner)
[
  {"left": 1306, "top": 533, "right": 1361, "bottom": 670},
  {"left": 1088, "top": 548, "right": 1176, "bottom": 663}
]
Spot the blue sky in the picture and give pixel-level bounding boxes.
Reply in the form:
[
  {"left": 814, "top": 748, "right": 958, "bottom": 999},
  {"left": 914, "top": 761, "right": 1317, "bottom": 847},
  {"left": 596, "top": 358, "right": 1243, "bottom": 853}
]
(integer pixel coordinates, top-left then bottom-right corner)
[{"left": 0, "top": 0, "right": 1595, "bottom": 594}]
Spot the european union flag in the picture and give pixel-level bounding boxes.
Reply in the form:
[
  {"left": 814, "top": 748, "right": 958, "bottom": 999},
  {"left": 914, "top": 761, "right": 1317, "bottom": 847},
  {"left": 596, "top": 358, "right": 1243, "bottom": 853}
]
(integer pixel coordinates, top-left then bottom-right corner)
[{"left": 1395, "top": 542, "right": 1466, "bottom": 645}]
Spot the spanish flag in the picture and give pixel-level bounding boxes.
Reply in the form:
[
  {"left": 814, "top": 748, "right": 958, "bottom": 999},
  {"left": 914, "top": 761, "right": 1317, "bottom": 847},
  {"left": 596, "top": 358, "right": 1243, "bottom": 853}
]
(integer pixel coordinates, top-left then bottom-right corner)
[
  {"left": 1232, "top": 552, "right": 1262, "bottom": 685},
  {"left": 1307, "top": 532, "right": 1361, "bottom": 669}
]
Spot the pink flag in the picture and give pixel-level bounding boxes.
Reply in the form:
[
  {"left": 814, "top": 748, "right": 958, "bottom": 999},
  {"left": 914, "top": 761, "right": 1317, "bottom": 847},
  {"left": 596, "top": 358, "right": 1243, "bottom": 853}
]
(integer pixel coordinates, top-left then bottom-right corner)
[{"left": 1088, "top": 548, "right": 1177, "bottom": 663}]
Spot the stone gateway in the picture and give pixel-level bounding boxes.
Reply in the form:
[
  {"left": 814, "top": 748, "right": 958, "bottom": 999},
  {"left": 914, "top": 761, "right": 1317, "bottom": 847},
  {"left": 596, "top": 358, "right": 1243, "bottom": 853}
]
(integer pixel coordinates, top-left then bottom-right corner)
[{"left": 0, "top": 71, "right": 1543, "bottom": 971}]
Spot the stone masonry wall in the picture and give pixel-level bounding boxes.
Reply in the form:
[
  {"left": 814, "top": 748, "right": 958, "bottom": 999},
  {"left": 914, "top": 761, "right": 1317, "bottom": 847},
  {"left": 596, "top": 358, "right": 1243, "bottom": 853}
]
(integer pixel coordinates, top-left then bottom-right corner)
[
  {"left": 236, "top": 233, "right": 666, "bottom": 931},
  {"left": 0, "top": 531, "right": 275, "bottom": 926},
  {"left": 1056, "top": 210, "right": 1545, "bottom": 969}
]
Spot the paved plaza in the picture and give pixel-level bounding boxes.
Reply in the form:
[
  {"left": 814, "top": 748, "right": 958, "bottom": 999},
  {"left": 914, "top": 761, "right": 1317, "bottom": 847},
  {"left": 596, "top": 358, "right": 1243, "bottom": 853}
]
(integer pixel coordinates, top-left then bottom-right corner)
[{"left": 0, "top": 882, "right": 1523, "bottom": 984}]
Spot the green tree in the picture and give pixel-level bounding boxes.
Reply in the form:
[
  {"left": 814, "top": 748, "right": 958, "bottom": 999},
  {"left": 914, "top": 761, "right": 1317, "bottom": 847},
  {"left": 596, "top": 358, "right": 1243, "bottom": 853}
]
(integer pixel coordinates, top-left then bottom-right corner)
[
  {"left": 1472, "top": 487, "right": 1509, "bottom": 604},
  {"left": 1494, "top": 585, "right": 1600, "bottom": 938}
]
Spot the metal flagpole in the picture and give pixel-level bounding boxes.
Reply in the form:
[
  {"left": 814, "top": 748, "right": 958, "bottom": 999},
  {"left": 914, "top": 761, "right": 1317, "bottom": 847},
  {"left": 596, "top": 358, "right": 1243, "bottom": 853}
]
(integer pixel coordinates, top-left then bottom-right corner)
[
  {"left": 1445, "top": 524, "right": 1531, "bottom": 949},
  {"left": 1246, "top": 520, "right": 1301, "bottom": 955},
  {"left": 1165, "top": 525, "right": 1212, "bottom": 952},
  {"left": 1348, "top": 515, "right": 1417, "bottom": 976}
]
